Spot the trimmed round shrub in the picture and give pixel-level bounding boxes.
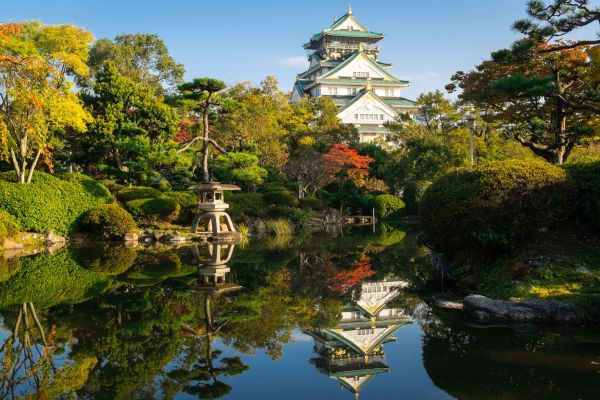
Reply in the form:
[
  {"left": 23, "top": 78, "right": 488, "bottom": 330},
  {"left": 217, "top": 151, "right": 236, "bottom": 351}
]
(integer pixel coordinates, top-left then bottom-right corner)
[
  {"left": 116, "top": 186, "right": 162, "bottom": 202},
  {"left": 227, "top": 192, "right": 267, "bottom": 219},
  {"left": 563, "top": 157, "right": 600, "bottom": 233},
  {"left": 419, "top": 160, "right": 575, "bottom": 255},
  {"left": 299, "top": 197, "right": 326, "bottom": 210},
  {"left": 81, "top": 204, "right": 137, "bottom": 239},
  {"left": 0, "top": 172, "right": 112, "bottom": 236},
  {"left": 125, "top": 197, "right": 180, "bottom": 221},
  {"left": 270, "top": 205, "right": 306, "bottom": 223},
  {"left": 373, "top": 194, "right": 405, "bottom": 218},
  {"left": 263, "top": 188, "right": 300, "bottom": 207},
  {"left": 0, "top": 210, "right": 20, "bottom": 238}
]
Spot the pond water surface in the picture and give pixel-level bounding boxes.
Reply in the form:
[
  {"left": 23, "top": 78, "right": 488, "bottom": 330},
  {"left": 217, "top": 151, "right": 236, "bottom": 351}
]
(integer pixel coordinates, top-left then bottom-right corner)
[{"left": 0, "top": 225, "right": 598, "bottom": 399}]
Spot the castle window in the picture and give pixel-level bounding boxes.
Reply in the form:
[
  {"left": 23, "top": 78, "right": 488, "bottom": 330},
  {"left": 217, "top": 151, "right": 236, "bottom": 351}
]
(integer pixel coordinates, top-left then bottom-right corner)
[{"left": 353, "top": 72, "right": 369, "bottom": 78}]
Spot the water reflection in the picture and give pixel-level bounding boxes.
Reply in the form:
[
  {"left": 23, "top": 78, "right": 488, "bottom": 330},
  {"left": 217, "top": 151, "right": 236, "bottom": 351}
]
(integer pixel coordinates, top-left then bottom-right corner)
[
  {"left": 0, "top": 225, "right": 597, "bottom": 399},
  {"left": 306, "top": 279, "right": 412, "bottom": 399}
]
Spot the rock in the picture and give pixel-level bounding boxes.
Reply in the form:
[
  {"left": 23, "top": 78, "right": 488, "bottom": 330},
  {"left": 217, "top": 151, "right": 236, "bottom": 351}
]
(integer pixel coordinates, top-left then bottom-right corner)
[
  {"left": 45, "top": 231, "right": 66, "bottom": 244},
  {"left": 575, "top": 266, "right": 590, "bottom": 274},
  {"left": 254, "top": 219, "right": 266, "bottom": 232},
  {"left": 432, "top": 294, "right": 464, "bottom": 310},
  {"left": 458, "top": 274, "right": 479, "bottom": 288},
  {"left": 527, "top": 257, "right": 545, "bottom": 268},
  {"left": 45, "top": 241, "right": 66, "bottom": 254},
  {"left": 124, "top": 232, "right": 138, "bottom": 242},
  {"left": 463, "top": 295, "right": 586, "bottom": 324},
  {"left": 169, "top": 236, "right": 187, "bottom": 243}
]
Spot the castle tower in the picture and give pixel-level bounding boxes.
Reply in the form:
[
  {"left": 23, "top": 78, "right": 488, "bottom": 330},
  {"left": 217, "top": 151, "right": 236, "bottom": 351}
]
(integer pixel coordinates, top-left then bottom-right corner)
[{"left": 291, "top": 5, "right": 416, "bottom": 143}]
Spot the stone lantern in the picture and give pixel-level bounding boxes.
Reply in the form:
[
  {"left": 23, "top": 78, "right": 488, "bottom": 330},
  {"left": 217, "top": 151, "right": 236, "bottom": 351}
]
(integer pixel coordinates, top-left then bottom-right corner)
[
  {"left": 190, "top": 243, "right": 242, "bottom": 295},
  {"left": 188, "top": 182, "right": 241, "bottom": 235}
]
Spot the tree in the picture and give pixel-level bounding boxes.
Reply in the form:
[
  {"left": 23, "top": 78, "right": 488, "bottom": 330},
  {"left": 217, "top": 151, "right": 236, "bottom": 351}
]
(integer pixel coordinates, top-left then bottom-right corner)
[
  {"left": 414, "top": 90, "right": 459, "bottom": 133},
  {"left": 285, "top": 147, "right": 332, "bottom": 198},
  {"left": 176, "top": 78, "right": 230, "bottom": 183},
  {"left": 448, "top": 42, "right": 598, "bottom": 164},
  {"left": 323, "top": 143, "right": 374, "bottom": 187},
  {"left": 86, "top": 33, "right": 184, "bottom": 93},
  {"left": 212, "top": 151, "right": 268, "bottom": 190},
  {"left": 513, "top": 0, "right": 600, "bottom": 53},
  {"left": 0, "top": 22, "right": 93, "bottom": 183},
  {"left": 83, "top": 62, "right": 180, "bottom": 179}
]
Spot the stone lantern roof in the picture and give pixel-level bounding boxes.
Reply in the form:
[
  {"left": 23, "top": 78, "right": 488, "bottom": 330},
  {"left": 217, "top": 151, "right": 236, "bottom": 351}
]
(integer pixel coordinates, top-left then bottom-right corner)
[{"left": 188, "top": 182, "right": 241, "bottom": 192}]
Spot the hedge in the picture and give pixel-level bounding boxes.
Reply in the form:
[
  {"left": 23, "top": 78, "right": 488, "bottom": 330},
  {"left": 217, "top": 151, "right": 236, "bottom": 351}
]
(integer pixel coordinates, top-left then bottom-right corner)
[
  {"left": 0, "top": 210, "right": 20, "bottom": 244},
  {"left": 563, "top": 157, "right": 600, "bottom": 233},
  {"left": 419, "top": 160, "right": 575, "bottom": 255},
  {"left": 81, "top": 204, "right": 137, "bottom": 239},
  {"left": 373, "top": 194, "right": 405, "bottom": 218},
  {"left": 0, "top": 172, "right": 112, "bottom": 236},
  {"left": 125, "top": 197, "right": 180, "bottom": 221},
  {"left": 115, "top": 186, "right": 162, "bottom": 202},
  {"left": 403, "top": 180, "right": 431, "bottom": 214}
]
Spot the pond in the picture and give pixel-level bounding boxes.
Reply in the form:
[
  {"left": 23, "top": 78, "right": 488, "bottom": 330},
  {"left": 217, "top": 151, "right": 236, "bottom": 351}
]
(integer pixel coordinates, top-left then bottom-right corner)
[{"left": 0, "top": 224, "right": 598, "bottom": 399}]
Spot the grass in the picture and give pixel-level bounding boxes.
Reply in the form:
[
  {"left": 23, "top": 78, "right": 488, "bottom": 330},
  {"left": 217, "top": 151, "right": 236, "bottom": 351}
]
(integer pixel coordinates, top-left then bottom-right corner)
[
  {"left": 476, "top": 225, "right": 600, "bottom": 312},
  {"left": 265, "top": 219, "right": 294, "bottom": 237}
]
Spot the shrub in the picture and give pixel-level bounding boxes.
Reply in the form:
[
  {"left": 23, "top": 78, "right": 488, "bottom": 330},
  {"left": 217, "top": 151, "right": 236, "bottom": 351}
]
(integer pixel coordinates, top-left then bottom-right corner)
[
  {"left": 100, "top": 179, "right": 126, "bottom": 194},
  {"left": 115, "top": 186, "right": 162, "bottom": 202},
  {"left": 0, "top": 172, "right": 112, "bottom": 236},
  {"left": 263, "top": 188, "right": 300, "bottom": 207},
  {"left": 81, "top": 204, "right": 137, "bottom": 239},
  {"left": 161, "top": 191, "right": 198, "bottom": 223},
  {"left": 403, "top": 180, "right": 431, "bottom": 214},
  {"left": 419, "top": 160, "right": 575, "bottom": 255},
  {"left": 125, "top": 197, "right": 180, "bottom": 221},
  {"left": 0, "top": 210, "right": 20, "bottom": 238},
  {"left": 373, "top": 194, "right": 405, "bottom": 218},
  {"left": 270, "top": 205, "right": 306, "bottom": 223},
  {"left": 563, "top": 157, "right": 600, "bottom": 233},
  {"left": 265, "top": 219, "right": 294, "bottom": 236},
  {"left": 299, "top": 197, "right": 326, "bottom": 210},
  {"left": 228, "top": 192, "right": 267, "bottom": 219}
]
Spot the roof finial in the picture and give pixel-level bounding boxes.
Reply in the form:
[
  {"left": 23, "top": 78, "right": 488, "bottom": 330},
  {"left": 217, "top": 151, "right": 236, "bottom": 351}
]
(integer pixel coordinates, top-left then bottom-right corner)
[
  {"left": 348, "top": 4, "right": 353, "bottom": 15},
  {"left": 333, "top": 16, "right": 337, "bottom": 23}
]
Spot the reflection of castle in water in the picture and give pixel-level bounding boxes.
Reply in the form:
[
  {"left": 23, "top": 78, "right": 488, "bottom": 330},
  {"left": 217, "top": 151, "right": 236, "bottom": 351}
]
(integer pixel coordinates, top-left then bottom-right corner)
[{"left": 306, "top": 278, "right": 411, "bottom": 399}]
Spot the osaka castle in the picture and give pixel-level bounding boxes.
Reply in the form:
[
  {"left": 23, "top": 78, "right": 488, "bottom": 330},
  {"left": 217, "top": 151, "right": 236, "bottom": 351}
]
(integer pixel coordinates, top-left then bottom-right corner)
[{"left": 291, "top": 5, "right": 416, "bottom": 143}]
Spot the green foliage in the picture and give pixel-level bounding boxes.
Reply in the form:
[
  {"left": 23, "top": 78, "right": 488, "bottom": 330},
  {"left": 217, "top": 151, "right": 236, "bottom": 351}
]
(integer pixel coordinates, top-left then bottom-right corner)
[
  {"left": 81, "top": 204, "right": 137, "bottom": 239},
  {"left": 299, "top": 197, "right": 325, "bottom": 210},
  {"left": 125, "top": 197, "right": 180, "bottom": 221},
  {"left": 563, "top": 157, "right": 600, "bottom": 232},
  {"left": 116, "top": 186, "right": 162, "bottom": 202},
  {"left": 265, "top": 219, "right": 294, "bottom": 236},
  {"left": 0, "top": 248, "right": 111, "bottom": 309},
  {"left": 402, "top": 181, "right": 431, "bottom": 214},
  {"left": 373, "top": 194, "right": 405, "bottom": 218},
  {"left": 269, "top": 206, "right": 306, "bottom": 223},
  {"left": 0, "top": 172, "right": 112, "bottom": 236},
  {"left": 420, "top": 160, "right": 576, "bottom": 256},
  {"left": 213, "top": 152, "right": 268, "bottom": 188},
  {"left": 0, "top": 210, "right": 20, "bottom": 244},
  {"left": 263, "top": 187, "right": 299, "bottom": 207},
  {"left": 227, "top": 192, "right": 267, "bottom": 220}
]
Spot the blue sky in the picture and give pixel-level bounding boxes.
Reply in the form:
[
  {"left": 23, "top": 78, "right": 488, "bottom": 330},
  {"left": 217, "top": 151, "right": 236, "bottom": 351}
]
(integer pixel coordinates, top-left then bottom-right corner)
[{"left": 3, "top": 0, "right": 596, "bottom": 99}]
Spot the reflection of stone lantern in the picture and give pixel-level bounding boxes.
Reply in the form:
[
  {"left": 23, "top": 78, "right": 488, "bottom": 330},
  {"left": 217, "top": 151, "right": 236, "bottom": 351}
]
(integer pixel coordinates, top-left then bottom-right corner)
[
  {"left": 188, "top": 182, "right": 241, "bottom": 236},
  {"left": 190, "top": 243, "right": 242, "bottom": 295}
]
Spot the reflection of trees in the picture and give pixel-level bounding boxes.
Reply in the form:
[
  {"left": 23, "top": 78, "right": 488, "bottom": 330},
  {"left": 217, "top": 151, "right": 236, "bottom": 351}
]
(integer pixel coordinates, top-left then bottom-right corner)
[
  {"left": 0, "top": 302, "right": 96, "bottom": 399},
  {"left": 420, "top": 310, "right": 600, "bottom": 400}
]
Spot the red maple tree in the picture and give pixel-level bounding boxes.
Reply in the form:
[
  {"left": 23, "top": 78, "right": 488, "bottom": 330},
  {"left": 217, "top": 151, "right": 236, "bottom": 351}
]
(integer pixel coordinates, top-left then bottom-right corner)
[{"left": 323, "top": 144, "right": 374, "bottom": 187}]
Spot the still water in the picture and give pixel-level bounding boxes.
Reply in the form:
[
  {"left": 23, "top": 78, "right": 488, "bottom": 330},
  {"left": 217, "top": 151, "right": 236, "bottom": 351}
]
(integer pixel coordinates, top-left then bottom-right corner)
[{"left": 0, "top": 225, "right": 598, "bottom": 399}]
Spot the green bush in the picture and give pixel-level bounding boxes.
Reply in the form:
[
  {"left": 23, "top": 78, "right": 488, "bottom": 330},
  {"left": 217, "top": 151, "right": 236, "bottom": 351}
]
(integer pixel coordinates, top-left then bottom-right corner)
[
  {"left": 125, "top": 197, "right": 180, "bottom": 221},
  {"left": 0, "top": 172, "right": 112, "bottom": 236},
  {"left": 419, "top": 160, "right": 575, "bottom": 255},
  {"left": 0, "top": 210, "right": 20, "bottom": 238},
  {"left": 265, "top": 218, "right": 294, "bottom": 236},
  {"left": 270, "top": 205, "right": 306, "bottom": 223},
  {"left": 563, "top": 157, "right": 600, "bottom": 233},
  {"left": 100, "top": 179, "right": 126, "bottom": 194},
  {"left": 403, "top": 180, "right": 431, "bottom": 214},
  {"left": 373, "top": 194, "right": 405, "bottom": 218},
  {"left": 263, "top": 188, "right": 300, "bottom": 207},
  {"left": 81, "top": 204, "right": 137, "bottom": 239},
  {"left": 228, "top": 192, "right": 267, "bottom": 219},
  {"left": 299, "top": 197, "right": 326, "bottom": 210},
  {"left": 116, "top": 186, "right": 162, "bottom": 202}
]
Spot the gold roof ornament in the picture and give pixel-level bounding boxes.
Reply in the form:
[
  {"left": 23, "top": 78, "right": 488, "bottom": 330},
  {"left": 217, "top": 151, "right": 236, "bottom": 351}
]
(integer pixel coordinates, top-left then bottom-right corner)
[{"left": 348, "top": 4, "right": 353, "bottom": 15}]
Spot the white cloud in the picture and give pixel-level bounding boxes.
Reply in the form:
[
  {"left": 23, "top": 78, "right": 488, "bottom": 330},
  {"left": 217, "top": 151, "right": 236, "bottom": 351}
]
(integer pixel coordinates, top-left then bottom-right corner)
[{"left": 279, "top": 56, "right": 309, "bottom": 67}]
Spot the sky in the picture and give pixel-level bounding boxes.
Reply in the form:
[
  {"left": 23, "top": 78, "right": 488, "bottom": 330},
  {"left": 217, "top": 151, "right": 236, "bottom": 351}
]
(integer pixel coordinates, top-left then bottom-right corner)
[{"left": 3, "top": 0, "right": 597, "bottom": 99}]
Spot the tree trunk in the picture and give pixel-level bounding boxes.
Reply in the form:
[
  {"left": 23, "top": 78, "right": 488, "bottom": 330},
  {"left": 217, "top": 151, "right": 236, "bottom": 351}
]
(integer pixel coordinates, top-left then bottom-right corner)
[
  {"left": 553, "top": 71, "right": 567, "bottom": 165},
  {"left": 26, "top": 149, "right": 42, "bottom": 183},
  {"left": 202, "top": 93, "right": 213, "bottom": 183}
]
